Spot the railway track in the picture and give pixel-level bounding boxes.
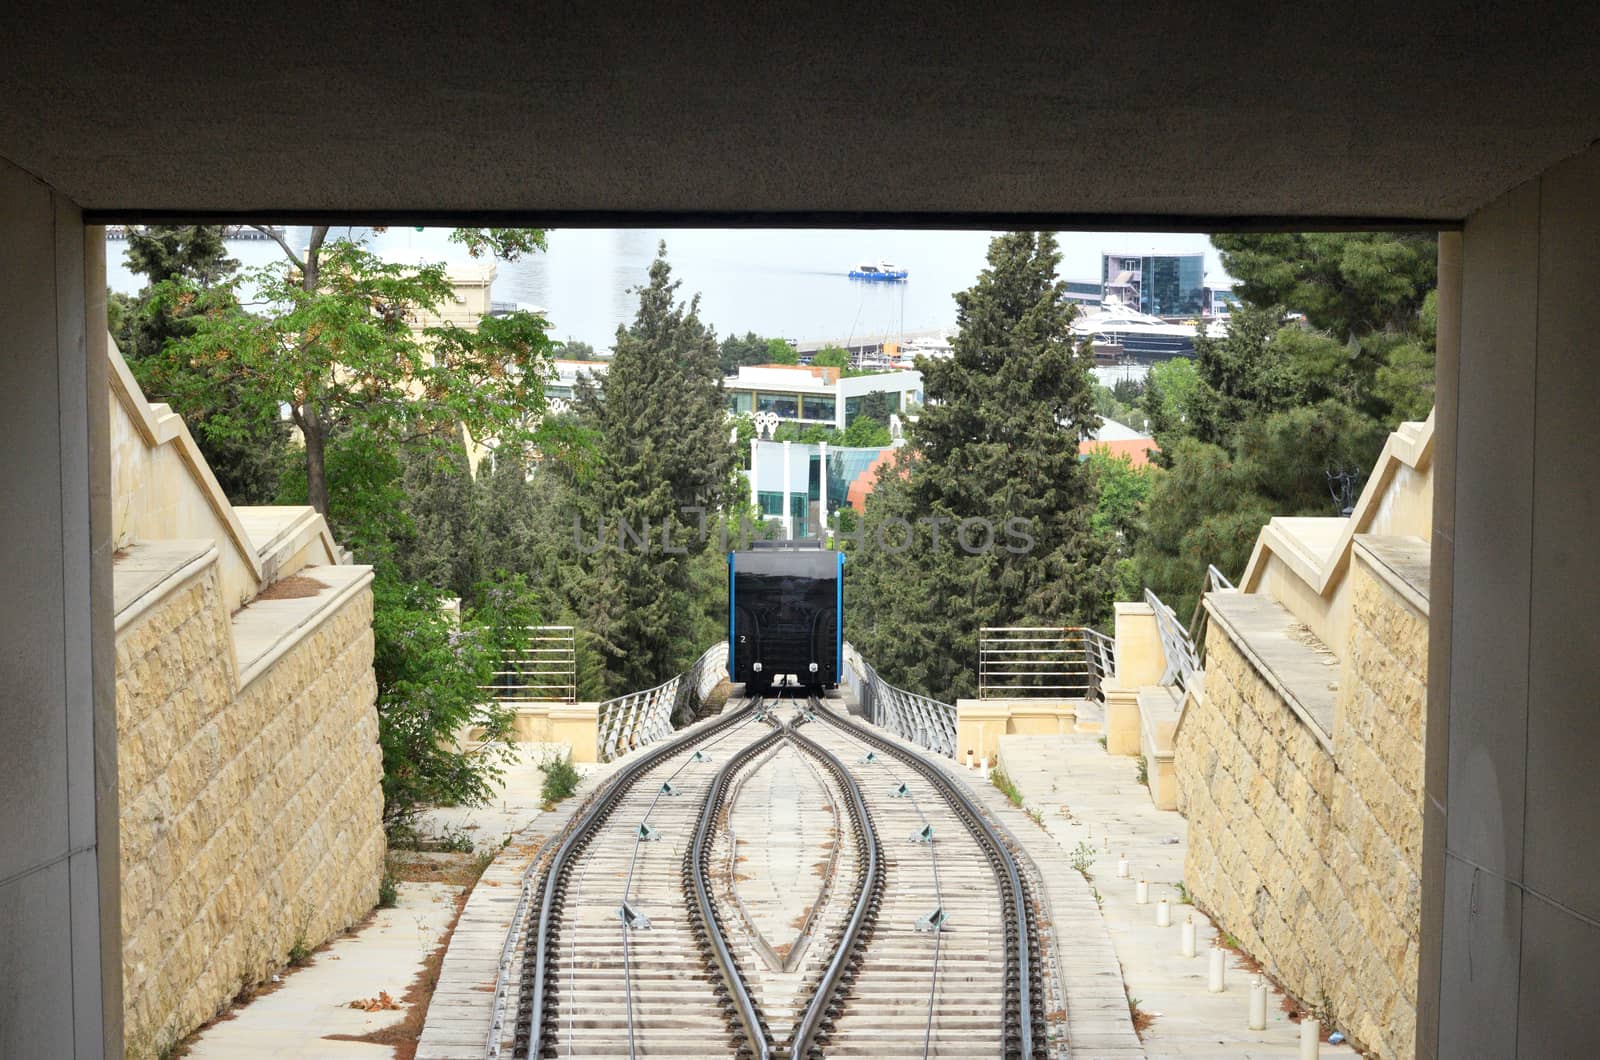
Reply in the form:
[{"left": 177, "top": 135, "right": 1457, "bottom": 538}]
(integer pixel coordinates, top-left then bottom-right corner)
[{"left": 509, "top": 693, "right": 1050, "bottom": 1059}]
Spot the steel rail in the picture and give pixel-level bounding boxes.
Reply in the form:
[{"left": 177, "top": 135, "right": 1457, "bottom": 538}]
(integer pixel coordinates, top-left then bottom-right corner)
[
  {"left": 613, "top": 713, "right": 774, "bottom": 1059},
  {"left": 686, "top": 720, "right": 787, "bottom": 1060},
  {"left": 784, "top": 709, "right": 884, "bottom": 1060},
  {"left": 514, "top": 701, "right": 762, "bottom": 1058},
  {"left": 812, "top": 705, "right": 1046, "bottom": 1060}
]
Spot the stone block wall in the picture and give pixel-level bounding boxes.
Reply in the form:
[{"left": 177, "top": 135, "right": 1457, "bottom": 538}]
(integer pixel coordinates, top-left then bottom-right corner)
[
  {"left": 116, "top": 560, "right": 383, "bottom": 1057},
  {"left": 1175, "top": 552, "right": 1426, "bottom": 1058}
]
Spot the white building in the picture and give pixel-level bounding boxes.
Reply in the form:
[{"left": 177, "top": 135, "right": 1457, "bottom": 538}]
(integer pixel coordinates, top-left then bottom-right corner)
[
  {"left": 744, "top": 439, "right": 897, "bottom": 538},
  {"left": 724, "top": 363, "right": 922, "bottom": 430},
  {"left": 546, "top": 358, "right": 610, "bottom": 402}
]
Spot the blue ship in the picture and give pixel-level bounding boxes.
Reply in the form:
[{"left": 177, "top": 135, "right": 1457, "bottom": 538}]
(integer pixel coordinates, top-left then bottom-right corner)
[{"left": 848, "top": 259, "right": 908, "bottom": 281}]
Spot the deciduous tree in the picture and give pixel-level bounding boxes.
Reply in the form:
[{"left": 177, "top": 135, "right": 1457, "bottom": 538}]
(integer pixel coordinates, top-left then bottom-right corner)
[{"left": 161, "top": 227, "right": 557, "bottom": 517}]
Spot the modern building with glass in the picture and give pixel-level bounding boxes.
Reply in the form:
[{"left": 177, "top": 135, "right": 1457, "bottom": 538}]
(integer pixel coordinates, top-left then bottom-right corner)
[
  {"left": 1102, "top": 251, "right": 1208, "bottom": 318},
  {"left": 745, "top": 439, "right": 897, "bottom": 537},
  {"left": 724, "top": 364, "right": 922, "bottom": 431}
]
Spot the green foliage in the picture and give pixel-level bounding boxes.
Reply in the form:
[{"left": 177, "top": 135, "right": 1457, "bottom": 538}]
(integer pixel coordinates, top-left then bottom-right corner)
[
  {"left": 437, "top": 829, "right": 476, "bottom": 853},
  {"left": 559, "top": 339, "right": 599, "bottom": 360},
  {"left": 1133, "top": 437, "right": 1272, "bottom": 618},
  {"left": 1130, "top": 233, "right": 1437, "bottom": 609},
  {"left": 1212, "top": 232, "right": 1436, "bottom": 342},
  {"left": 991, "top": 768, "right": 1024, "bottom": 807},
  {"left": 1083, "top": 449, "right": 1151, "bottom": 545},
  {"left": 162, "top": 228, "right": 557, "bottom": 517},
  {"left": 853, "top": 390, "right": 893, "bottom": 425},
  {"left": 1093, "top": 383, "right": 1139, "bottom": 427},
  {"left": 1111, "top": 377, "right": 1145, "bottom": 406},
  {"left": 773, "top": 421, "right": 837, "bottom": 444},
  {"left": 448, "top": 227, "right": 548, "bottom": 261},
  {"left": 575, "top": 243, "right": 736, "bottom": 697},
  {"left": 377, "top": 871, "right": 399, "bottom": 909},
  {"left": 839, "top": 415, "right": 891, "bottom": 448},
  {"left": 371, "top": 572, "right": 531, "bottom": 826},
  {"left": 765, "top": 337, "right": 799, "bottom": 364},
  {"left": 540, "top": 754, "right": 581, "bottom": 805},
  {"left": 276, "top": 426, "right": 410, "bottom": 565},
  {"left": 1070, "top": 841, "right": 1097, "bottom": 877},
  {"left": 1141, "top": 358, "right": 1200, "bottom": 460},
  {"left": 849, "top": 232, "right": 1111, "bottom": 700},
  {"left": 810, "top": 345, "right": 851, "bottom": 369},
  {"left": 399, "top": 439, "right": 477, "bottom": 598},
  {"left": 719, "top": 331, "right": 773, "bottom": 374},
  {"left": 114, "top": 225, "right": 289, "bottom": 504},
  {"left": 1135, "top": 754, "right": 1149, "bottom": 786}
]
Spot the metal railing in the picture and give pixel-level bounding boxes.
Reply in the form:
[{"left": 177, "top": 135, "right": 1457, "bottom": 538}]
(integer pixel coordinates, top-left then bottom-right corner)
[
  {"left": 977, "top": 626, "right": 1116, "bottom": 701},
  {"left": 1146, "top": 565, "right": 1235, "bottom": 691},
  {"left": 482, "top": 625, "right": 577, "bottom": 705},
  {"left": 596, "top": 641, "right": 729, "bottom": 762},
  {"left": 1187, "top": 564, "right": 1235, "bottom": 667},
  {"left": 1145, "top": 589, "right": 1199, "bottom": 690},
  {"left": 840, "top": 642, "right": 958, "bottom": 758}
]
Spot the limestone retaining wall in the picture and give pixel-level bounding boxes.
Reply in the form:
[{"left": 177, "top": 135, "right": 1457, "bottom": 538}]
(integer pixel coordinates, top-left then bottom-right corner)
[
  {"left": 116, "top": 558, "right": 383, "bottom": 1057},
  {"left": 1175, "top": 550, "right": 1426, "bottom": 1058}
]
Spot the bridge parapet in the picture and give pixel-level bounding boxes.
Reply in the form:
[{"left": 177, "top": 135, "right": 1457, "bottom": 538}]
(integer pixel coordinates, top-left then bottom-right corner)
[
  {"left": 841, "top": 642, "right": 958, "bottom": 757},
  {"left": 595, "top": 641, "right": 729, "bottom": 762}
]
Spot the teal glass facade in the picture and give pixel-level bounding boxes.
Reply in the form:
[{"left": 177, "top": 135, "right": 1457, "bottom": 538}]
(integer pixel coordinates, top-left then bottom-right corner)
[{"left": 1103, "top": 252, "right": 1206, "bottom": 317}]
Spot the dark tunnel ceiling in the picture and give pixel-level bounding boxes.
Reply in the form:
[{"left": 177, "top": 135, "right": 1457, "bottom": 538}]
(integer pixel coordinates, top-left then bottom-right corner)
[{"left": 2, "top": 4, "right": 1598, "bottom": 226}]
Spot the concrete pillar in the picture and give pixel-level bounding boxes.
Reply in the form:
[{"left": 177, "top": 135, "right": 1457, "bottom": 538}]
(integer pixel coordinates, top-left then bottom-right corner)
[
  {"left": 1424, "top": 140, "right": 1600, "bottom": 1058},
  {"left": 817, "top": 440, "right": 829, "bottom": 542},
  {"left": 749, "top": 437, "right": 759, "bottom": 511},
  {"left": 1417, "top": 228, "right": 1459, "bottom": 1060},
  {"left": 1104, "top": 602, "right": 1163, "bottom": 755},
  {"left": 781, "top": 439, "right": 793, "bottom": 538},
  {"left": 0, "top": 159, "right": 119, "bottom": 1055}
]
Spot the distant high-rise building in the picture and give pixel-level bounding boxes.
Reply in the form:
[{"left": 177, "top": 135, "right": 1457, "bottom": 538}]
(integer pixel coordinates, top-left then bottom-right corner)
[{"left": 1102, "top": 251, "right": 1206, "bottom": 318}]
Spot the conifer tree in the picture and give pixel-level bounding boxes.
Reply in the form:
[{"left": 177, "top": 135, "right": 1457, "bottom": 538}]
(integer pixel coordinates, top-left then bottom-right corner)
[
  {"left": 576, "top": 243, "right": 735, "bottom": 696},
  {"left": 850, "top": 232, "right": 1112, "bottom": 700}
]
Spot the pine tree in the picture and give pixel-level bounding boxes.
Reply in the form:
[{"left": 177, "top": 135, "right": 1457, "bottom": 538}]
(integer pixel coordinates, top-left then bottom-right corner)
[
  {"left": 576, "top": 243, "right": 735, "bottom": 697},
  {"left": 850, "top": 232, "right": 1113, "bottom": 700}
]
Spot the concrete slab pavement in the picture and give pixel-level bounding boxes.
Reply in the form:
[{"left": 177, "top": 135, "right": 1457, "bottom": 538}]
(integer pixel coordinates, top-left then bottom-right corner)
[
  {"left": 998, "top": 732, "right": 1360, "bottom": 1058},
  {"left": 184, "top": 882, "right": 460, "bottom": 1059}
]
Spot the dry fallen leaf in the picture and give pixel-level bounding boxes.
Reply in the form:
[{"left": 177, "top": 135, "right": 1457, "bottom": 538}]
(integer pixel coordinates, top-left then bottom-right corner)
[{"left": 348, "top": 991, "right": 402, "bottom": 1012}]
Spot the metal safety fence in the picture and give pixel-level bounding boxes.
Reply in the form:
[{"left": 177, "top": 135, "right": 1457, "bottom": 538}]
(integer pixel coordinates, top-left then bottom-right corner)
[
  {"left": 482, "top": 625, "right": 577, "bottom": 705},
  {"left": 596, "top": 641, "right": 730, "bottom": 762},
  {"left": 841, "top": 642, "right": 958, "bottom": 758},
  {"left": 977, "top": 626, "right": 1116, "bottom": 701},
  {"left": 1146, "top": 564, "right": 1235, "bottom": 691}
]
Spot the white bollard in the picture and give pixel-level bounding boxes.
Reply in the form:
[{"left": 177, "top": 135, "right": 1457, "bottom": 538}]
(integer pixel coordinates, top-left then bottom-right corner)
[
  {"left": 1181, "top": 916, "right": 1197, "bottom": 957},
  {"left": 1300, "top": 1018, "right": 1320, "bottom": 1059},
  {"left": 1156, "top": 898, "right": 1171, "bottom": 927},
  {"left": 1116, "top": 855, "right": 1129, "bottom": 878},
  {"left": 979, "top": 756, "right": 989, "bottom": 773},
  {"left": 1249, "top": 976, "right": 1267, "bottom": 1030},
  {"left": 966, "top": 750, "right": 974, "bottom": 769},
  {"left": 1135, "top": 879, "right": 1149, "bottom": 905},
  {"left": 1208, "top": 946, "right": 1226, "bottom": 992}
]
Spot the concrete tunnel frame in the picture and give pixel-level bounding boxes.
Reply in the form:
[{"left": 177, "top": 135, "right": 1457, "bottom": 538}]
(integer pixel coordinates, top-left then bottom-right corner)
[{"left": 7, "top": 149, "right": 1600, "bottom": 1057}]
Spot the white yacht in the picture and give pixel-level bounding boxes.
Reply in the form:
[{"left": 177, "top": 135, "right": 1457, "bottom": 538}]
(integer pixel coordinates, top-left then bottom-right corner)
[{"left": 1070, "top": 296, "right": 1217, "bottom": 359}]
